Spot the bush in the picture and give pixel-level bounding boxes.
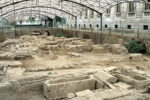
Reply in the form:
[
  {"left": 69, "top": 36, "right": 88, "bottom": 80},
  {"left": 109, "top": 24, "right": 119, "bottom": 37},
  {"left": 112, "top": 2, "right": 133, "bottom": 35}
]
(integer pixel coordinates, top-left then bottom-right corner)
[
  {"left": 0, "top": 34, "right": 5, "bottom": 42},
  {"left": 125, "top": 40, "right": 146, "bottom": 53},
  {"left": 56, "top": 33, "right": 65, "bottom": 37}
]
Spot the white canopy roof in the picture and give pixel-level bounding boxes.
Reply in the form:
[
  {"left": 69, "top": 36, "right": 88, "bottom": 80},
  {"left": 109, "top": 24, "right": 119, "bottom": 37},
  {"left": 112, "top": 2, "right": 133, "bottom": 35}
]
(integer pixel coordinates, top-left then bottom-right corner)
[{"left": 0, "top": 0, "right": 148, "bottom": 21}]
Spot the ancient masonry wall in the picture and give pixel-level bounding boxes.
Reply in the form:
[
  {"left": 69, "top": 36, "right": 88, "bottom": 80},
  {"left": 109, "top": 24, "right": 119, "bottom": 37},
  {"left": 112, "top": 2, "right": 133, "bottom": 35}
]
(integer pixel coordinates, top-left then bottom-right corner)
[
  {"left": 2, "top": 28, "right": 150, "bottom": 52},
  {"left": 62, "top": 30, "right": 150, "bottom": 53}
]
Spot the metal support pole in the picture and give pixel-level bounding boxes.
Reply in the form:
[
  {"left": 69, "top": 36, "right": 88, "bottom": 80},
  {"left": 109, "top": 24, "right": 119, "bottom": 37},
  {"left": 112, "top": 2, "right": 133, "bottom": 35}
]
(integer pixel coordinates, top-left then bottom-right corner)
[
  {"left": 109, "top": 27, "right": 111, "bottom": 35},
  {"left": 100, "top": 14, "right": 103, "bottom": 31},
  {"left": 121, "top": 27, "right": 123, "bottom": 37},
  {"left": 75, "top": 16, "right": 77, "bottom": 29},
  {"left": 13, "top": 0, "right": 16, "bottom": 36},
  {"left": 61, "top": 18, "right": 63, "bottom": 29},
  {"left": 53, "top": 18, "right": 55, "bottom": 28},
  {"left": 137, "top": 28, "right": 139, "bottom": 39},
  {"left": 1, "top": 9, "right": 3, "bottom": 34},
  {"left": 60, "top": 1, "right": 63, "bottom": 30}
]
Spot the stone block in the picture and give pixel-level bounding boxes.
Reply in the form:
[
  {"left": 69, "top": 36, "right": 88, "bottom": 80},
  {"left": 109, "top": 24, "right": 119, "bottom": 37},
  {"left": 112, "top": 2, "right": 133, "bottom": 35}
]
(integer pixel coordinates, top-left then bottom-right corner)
[
  {"left": 128, "top": 54, "right": 143, "bottom": 61},
  {"left": 46, "top": 36, "right": 55, "bottom": 41},
  {"left": 148, "top": 86, "right": 150, "bottom": 93},
  {"left": 118, "top": 39, "right": 124, "bottom": 45},
  {"left": 70, "top": 88, "right": 133, "bottom": 100},
  {"left": 93, "top": 45, "right": 107, "bottom": 53},
  {"left": 115, "top": 74, "right": 138, "bottom": 86},
  {"left": 104, "top": 66, "right": 117, "bottom": 73},
  {"left": 43, "top": 77, "right": 96, "bottom": 100},
  {"left": 1, "top": 39, "right": 18, "bottom": 47},
  {"left": 75, "top": 89, "right": 93, "bottom": 97},
  {"left": 113, "top": 82, "right": 132, "bottom": 89},
  {"left": 94, "top": 70, "right": 118, "bottom": 83},
  {"left": 0, "top": 52, "right": 14, "bottom": 60},
  {"left": 0, "top": 61, "right": 22, "bottom": 69},
  {"left": 94, "top": 88, "right": 133, "bottom": 100},
  {"left": 15, "top": 75, "right": 49, "bottom": 94},
  {"left": 114, "top": 93, "right": 150, "bottom": 100},
  {"left": 114, "top": 73, "right": 150, "bottom": 89},
  {"left": 14, "top": 51, "right": 32, "bottom": 60},
  {"left": 68, "top": 93, "right": 75, "bottom": 99},
  {"left": 111, "top": 44, "right": 128, "bottom": 54},
  {"left": 45, "top": 41, "right": 58, "bottom": 45},
  {"left": 68, "top": 52, "right": 81, "bottom": 57},
  {"left": 0, "top": 82, "right": 15, "bottom": 100}
]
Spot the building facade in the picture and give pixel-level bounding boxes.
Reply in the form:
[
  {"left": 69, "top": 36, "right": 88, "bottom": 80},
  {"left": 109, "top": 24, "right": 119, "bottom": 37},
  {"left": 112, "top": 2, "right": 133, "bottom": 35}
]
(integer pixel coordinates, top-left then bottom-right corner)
[{"left": 66, "top": 1, "right": 150, "bottom": 30}]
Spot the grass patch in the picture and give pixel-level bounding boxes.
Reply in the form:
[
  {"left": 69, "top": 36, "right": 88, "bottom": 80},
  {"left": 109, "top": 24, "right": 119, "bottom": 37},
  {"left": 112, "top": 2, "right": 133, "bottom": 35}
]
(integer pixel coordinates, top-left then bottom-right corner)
[
  {"left": 56, "top": 33, "right": 65, "bottom": 37},
  {"left": 48, "top": 72, "right": 52, "bottom": 75}
]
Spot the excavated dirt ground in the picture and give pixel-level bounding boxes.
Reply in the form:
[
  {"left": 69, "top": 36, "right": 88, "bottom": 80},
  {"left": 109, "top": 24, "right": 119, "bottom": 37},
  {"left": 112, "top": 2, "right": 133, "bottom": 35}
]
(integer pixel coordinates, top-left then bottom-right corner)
[{"left": 0, "top": 35, "right": 150, "bottom": 100}]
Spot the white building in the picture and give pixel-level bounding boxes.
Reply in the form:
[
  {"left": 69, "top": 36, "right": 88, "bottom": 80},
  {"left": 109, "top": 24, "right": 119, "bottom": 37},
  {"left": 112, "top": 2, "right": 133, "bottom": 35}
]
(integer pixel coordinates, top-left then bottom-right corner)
[{"left": 66, "top": 1, "right": 150, "bottom": 30}]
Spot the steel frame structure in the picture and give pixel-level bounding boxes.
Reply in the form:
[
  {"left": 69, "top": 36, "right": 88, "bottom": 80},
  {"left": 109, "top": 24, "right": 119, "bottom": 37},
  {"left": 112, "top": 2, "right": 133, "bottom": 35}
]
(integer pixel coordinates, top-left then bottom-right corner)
[{"left": 0, "top": 0, "right": 149, "bottom": 31}]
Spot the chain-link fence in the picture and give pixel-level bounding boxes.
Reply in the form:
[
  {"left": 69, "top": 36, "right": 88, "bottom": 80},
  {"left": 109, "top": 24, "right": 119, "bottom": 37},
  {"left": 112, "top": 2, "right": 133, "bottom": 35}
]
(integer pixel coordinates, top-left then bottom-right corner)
[{"left": 0, "top": 26, "right": 150, "bottom": 39}]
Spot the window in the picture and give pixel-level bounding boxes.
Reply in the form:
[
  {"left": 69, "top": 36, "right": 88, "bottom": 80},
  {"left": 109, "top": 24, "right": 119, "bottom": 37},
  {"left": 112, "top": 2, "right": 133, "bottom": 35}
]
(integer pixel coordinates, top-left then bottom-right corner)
[
  {"left": 80, "top": 13, "right": 82, "bottom": 19},
  {"left": 115, "top": 25, "right": 118, "bottom": 29},
  {"left": 105, "top": 25, "right": 108, "bottom": 28},
  {"left": 97, "top": 13, "right": 100, "bottom": 18},
  {"left": 106, "top": 9, "right": 111, "bottom": 18},
  {"left": 71, "top": 15, "right": 74, "bottom": 20},
  {"left": 68, "top": 15, "right": 70, "bottom": 19},
  {"left": 143, "top": 25, "right": 148, "bottom": 30},
  {"left": 106, "top": 9, "right": 111, "bottom": 14},
  {"left": 116, "top": 4, "right": 121, "bottom": 13},
  {"left": 75, "top": 24, "right": 76, "bottom": 27},
  {"left": 90, "top": 10, "right": 94, "bottom": 19},
  {"left": 127, "top": 25, "right": 131, "bottom": 29},
  {"left": 90, "top": 24, "right": 92, "bottom": 28},
  {"left": 97, "top": 24, "right": 99, "bottom": 28},
  {"left": 85, "top": 9, "right": 88, "bottom": 19},
  {"left": 145, "top": 0, "right": 150, "bottom": 11},
  {"left": 129, "top": 2, "right": 136, "bottom": 12}
]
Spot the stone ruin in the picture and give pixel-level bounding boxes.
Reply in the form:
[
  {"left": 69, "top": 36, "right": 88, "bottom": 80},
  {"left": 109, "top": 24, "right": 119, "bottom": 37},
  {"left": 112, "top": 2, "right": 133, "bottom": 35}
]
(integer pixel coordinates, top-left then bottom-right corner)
[
  {"left": 0, "top": 35, "right": 150, "bottom": 100},
  {"left": 0, "top": 66, "right": 150, "bottom": 100}
]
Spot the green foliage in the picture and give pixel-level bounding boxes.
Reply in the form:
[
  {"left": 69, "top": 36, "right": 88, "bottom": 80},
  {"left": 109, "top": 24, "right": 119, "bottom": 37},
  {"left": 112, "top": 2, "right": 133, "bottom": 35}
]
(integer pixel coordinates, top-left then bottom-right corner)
[
  {"left": 125, "top": 40, "right": 146, "bottom": 53},
  {"left": 56, "top": 33, "right": 65, "bottom": 37},
  {"left": 48, "top": 72, "right": 52, "bottom": 75},
  {"left": 0, "top": 34, "right": 5, "bottom": 42}
]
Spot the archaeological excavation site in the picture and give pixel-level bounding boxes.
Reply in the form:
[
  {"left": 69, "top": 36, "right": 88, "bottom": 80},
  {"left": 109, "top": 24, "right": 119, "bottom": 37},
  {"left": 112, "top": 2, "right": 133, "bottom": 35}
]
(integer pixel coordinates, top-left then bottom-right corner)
[{"left": 0, "top": 0, "right": 150, "bottom": 100}]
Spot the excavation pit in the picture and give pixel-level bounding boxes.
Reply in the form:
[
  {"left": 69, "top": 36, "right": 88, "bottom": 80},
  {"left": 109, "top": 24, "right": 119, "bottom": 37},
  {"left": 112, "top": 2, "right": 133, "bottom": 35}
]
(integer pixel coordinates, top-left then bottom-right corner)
[{"left": 43, "top": 76, "right": 103, "bottom": 100}]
